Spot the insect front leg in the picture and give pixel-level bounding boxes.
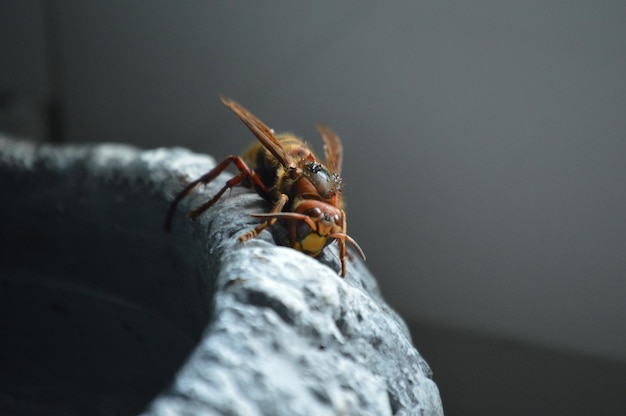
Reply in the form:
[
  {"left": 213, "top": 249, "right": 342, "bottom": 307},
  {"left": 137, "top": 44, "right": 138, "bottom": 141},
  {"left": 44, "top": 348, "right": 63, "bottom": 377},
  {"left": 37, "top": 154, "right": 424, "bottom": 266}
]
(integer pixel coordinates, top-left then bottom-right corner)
[{"left": 239, "top": 193, "right": 289, "bottom": 243}]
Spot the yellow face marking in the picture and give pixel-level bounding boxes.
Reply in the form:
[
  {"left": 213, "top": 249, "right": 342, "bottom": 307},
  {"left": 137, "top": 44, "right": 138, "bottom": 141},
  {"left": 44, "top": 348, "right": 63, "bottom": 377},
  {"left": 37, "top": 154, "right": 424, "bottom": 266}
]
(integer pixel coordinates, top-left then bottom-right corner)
[{"left": 295, "top": 233, "right": 328, "bottom": 257}]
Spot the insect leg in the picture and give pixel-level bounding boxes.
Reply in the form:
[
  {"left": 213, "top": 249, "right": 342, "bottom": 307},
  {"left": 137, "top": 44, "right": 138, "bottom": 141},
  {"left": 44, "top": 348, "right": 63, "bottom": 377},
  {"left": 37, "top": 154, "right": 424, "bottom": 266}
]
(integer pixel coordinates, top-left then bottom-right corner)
[
  {"left": 187, "top": 156, "right": 269, "bottom": 219},
  {"left": 239, "top": 193, "right": 289, "bottom": 243},
  {"left": 164, "top": 176, "right": 210, "bottom": 231},
  {"left": 165, "top": 155, "right": 268, "bottom": 230},
  {"left": 188, "top": 172, "right": 246, "bottom": 219}
]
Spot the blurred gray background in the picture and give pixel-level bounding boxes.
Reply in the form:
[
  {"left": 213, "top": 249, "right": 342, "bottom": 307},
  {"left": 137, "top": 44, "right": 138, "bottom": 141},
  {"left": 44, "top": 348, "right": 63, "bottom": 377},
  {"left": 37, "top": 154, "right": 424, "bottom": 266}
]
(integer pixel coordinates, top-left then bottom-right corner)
[{"left": 2, "top": 1, "right": 625, "bottom": 414}]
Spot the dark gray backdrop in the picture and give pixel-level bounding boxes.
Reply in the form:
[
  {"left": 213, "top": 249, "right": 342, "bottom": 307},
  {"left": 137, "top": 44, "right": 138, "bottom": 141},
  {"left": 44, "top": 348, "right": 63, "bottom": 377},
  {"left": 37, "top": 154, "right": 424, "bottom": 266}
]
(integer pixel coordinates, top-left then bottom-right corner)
[{"left": 2, "top": 0, "right": 625, "bottom": 369}]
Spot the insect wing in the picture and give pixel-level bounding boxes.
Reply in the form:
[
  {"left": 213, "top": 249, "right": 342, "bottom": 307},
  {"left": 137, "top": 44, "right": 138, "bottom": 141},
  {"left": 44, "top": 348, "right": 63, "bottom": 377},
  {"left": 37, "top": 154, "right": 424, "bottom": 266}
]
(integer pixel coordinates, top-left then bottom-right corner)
[
  {"left": 221, "top": 97, "right": 297, "bottom": 170},
  {"left": 316, "top": 124, "right": 343, "bottom": 175}
]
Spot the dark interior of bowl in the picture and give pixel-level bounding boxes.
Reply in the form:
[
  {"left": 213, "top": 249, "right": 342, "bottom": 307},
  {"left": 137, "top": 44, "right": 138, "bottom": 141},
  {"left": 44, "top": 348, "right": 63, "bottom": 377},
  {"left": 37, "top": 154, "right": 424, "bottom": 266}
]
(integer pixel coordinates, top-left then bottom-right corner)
[
  {"left": 1, "top": 165, "right": 209, "bottom": 416},
  {"left": 0, "top": 271, "right": 198, "bottom": 415}
]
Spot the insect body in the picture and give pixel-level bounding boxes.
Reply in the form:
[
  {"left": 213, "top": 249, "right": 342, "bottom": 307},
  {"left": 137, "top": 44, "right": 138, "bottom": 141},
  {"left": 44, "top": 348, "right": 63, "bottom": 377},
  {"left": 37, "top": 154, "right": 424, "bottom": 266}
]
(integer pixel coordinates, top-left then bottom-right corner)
[{"left": 165, "top": 97, "right": 365, "bottom": 277}]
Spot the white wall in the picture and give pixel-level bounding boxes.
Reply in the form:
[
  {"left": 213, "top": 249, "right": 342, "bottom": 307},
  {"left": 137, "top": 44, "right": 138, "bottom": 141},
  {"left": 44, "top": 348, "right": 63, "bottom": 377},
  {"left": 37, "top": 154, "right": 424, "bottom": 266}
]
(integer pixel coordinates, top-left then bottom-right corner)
[{"left": 3, "top": 1, "right": 626, "bottom": 362}]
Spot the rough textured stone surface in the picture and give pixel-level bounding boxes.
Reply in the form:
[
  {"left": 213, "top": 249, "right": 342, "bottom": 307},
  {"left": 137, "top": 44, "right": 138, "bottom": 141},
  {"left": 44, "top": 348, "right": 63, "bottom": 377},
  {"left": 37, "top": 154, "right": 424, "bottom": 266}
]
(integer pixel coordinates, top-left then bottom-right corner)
[{"left": 0, "top": 134, "right": 443, "bottom": 416}]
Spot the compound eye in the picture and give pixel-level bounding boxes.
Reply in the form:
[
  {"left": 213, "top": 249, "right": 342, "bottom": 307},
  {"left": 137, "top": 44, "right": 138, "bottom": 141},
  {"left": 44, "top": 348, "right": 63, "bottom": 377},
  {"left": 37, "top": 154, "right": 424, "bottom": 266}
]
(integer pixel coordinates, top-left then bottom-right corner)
[{"left": 305, "top": 207, "right": 322, "bottom": 218}]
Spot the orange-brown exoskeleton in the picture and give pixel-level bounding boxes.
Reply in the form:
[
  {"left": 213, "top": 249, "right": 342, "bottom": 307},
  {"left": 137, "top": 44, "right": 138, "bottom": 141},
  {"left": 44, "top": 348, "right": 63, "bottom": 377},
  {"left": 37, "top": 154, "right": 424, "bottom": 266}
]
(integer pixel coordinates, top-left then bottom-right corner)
[{"left": 164, "top": 97, "right": 365, "bottom": 277}]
